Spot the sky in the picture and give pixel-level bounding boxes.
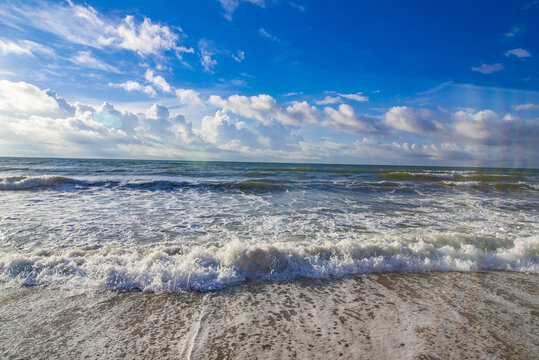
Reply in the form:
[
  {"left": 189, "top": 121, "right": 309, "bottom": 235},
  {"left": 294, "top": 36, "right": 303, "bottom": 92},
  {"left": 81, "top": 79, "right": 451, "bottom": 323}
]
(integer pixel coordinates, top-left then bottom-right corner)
[{"left": 0, "top": 0, "right": 538, "bottom": 167}]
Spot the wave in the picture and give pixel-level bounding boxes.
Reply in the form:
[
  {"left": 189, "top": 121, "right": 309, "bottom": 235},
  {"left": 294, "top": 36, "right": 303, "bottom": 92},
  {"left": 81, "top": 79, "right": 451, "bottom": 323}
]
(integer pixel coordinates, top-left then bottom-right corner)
[
  {"left": 0, "top": 175, "right": 288, "bottom": 193},
  {"left": 0, "top": 175, "right": 77, "bottom": 191},
  {"left": 377, "top": 171, "right": 525, "bottom": 182},
  {"left": 453, "top": 174, "right": 523, "bottom": 181},
  {"left": 442, "top": 181, "right": 537, "bottom": 192},
  {"left": 1, "top": 235, "right": 536, "bottom": 292},
  {"left": 378, "top": 172, "right": 455, "bottom": 181},
  {"left": 2, "top": 175, "right": 536, "bottom": 195}
]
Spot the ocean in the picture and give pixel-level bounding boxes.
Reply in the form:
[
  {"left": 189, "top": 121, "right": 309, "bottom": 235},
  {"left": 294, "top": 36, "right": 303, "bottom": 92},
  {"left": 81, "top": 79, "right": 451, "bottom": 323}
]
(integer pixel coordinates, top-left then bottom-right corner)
[{"left": 0, "top": 157, "right": 538, "bottom": 358}]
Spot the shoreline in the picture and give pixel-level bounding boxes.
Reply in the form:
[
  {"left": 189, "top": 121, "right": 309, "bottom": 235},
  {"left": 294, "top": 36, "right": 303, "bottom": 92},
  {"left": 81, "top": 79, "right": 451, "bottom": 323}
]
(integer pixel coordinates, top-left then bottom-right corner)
[{"left": 1, "top": 271, "right": 537, "bottom": 359}]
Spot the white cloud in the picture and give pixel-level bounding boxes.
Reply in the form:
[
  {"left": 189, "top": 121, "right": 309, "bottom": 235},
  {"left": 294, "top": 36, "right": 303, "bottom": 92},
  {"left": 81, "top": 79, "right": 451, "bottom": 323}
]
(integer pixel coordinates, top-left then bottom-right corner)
[
  {"left": 198, "top": 40, "right": 218, "bottom": 72},
  {"left": 316, "top": 92, "right": 368, "bottom": 105},
  {"left": 451, "top": 109, "right": 538, "bottom": 147},
  {"left": 338, "top": 93, "right": 369, "bottom": 102},
  {"left": 144, "top": 69, "right": 172, "bottom": 93},
  {"left": 200, "top": 110, "right": 258, "bottom": 150},
  {"left": 471, "top": 63, "right": 503, "bottom": 74},
  {"left": 0, "top": 38, "right": 54, "bottom": 57},
  {"left": 258, "top": 28, "right": 280, "bottom": 42},
  {"left": 289, "top": 2, "right": 306, "bottom": 12},
  {"left": 231, "top": 50, "right": 245, "bottom": 62},
  {"left": 0, "top": 39, "right": 34, "bottom": 56},
  {"left": 295, "top": 138, "right": 478, "bottom": 165},
  {"left": 1, "top": 80, "right": 537, "bottom": 167},
  {"left": 18, "top": 40, "right": 56, "bottom": 56},
  {"left": 108, "top": 81, "right": 156, "bottom": 97},
  {"left": 218, "top": 0, "right": 265, "bottom": 20},
  {"left": 505, "top": 48, "right": 532, "bottom": 58},
  {"left": 323, "top": 104, "right": 381, "bottom": 134},
  {"left": 316, "top": 96, "right": 342, "bottom": 105},
  {"left": 0, "top": 1, "right": 185, "bottom": 57},
  {"left": 71, "top": 51, "right": 121, "bottom": 73},
  {"left": 230, "top": 78, "right": 248, "bottom": 87},
  {"left": 453, "top": 110, "right": 494, "bottom": 140},
  {"left": 513, "top": 103, "right": 539, "bottom": 111},
  {"left": 384, "top": 106, "right": 439, "bottom": 133},
  {"left": 209, "top": 94, "right": 277, "bottom": 123},
  {"left": 201, "top": 54, "right": 218, "bottom": 72},
  {"left": 282, "top": 101, "right": 322, "bottom": 126},
  {"left": 114, "top": 15, "right": 181, "bottom": 56},
  {"left": 237, "top": 50, "right": 246, "bottom": 62},
  {"left": 176, "top": 89, "right": 203, "bottom": 105},
  {"left": 208, "top": 94, "right": 321, "bottom": 125},
  {"left": 0, "top": 80, "right": 65, "bottom": 117}
]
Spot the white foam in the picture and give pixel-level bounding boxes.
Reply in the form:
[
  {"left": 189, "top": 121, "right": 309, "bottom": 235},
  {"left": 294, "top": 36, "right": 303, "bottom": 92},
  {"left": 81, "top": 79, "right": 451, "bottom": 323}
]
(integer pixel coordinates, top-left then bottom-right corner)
[
  {"left": 1, "top": 235, "right": 537, "bottom": 292},
  {"left": 442, "top": 181, "right": 481, "bottom": 188}
]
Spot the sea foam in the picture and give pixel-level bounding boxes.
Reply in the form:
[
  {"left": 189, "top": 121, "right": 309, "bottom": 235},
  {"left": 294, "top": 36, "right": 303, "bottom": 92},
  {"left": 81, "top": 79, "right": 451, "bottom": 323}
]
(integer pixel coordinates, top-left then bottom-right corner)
[{"left": 1, "top": 235, "right": 537, "bottom": 292}]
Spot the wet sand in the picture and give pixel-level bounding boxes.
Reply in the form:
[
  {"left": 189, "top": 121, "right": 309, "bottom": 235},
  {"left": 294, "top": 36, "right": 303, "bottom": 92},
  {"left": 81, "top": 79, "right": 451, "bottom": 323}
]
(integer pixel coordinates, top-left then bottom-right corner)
[{"left": 1, "top": 272, "right": 538, "bottom": 359}]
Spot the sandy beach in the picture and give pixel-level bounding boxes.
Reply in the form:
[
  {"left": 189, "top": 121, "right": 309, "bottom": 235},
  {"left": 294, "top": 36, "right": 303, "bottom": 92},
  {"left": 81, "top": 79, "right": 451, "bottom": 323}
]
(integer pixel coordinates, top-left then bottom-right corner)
[{"left": 1, "top": 271, "right": 537, "bottom": 359}]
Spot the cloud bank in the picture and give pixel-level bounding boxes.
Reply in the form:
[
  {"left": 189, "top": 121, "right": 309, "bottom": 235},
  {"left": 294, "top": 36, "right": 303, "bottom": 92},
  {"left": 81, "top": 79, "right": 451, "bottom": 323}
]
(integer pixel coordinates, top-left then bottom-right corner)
[{"left": 0, "top": 80, "right": 537, "bottom": 167}]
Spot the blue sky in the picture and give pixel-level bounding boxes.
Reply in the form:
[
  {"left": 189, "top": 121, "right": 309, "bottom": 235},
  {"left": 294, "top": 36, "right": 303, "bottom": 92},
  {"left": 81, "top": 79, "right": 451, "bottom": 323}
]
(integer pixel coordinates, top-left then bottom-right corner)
[{"left": 0, "top": 0, "right": 538, "bottom": 167}]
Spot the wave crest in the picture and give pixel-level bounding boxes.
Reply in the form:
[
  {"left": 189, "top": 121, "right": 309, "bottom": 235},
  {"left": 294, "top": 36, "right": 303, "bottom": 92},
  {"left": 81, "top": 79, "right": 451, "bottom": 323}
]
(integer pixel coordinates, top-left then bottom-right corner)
[
  {"left": 0, "top": 175, "right": 76, "bottom": 191},
  {"left": 1, "top": 235, "right": 537, "bottom": 292}
]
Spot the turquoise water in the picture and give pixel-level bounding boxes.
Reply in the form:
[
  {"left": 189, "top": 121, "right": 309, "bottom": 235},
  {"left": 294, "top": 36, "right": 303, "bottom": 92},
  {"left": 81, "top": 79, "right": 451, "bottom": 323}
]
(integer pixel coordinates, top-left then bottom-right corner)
[{"left": 0, "top": 157, "right": 537, "bottom": 291}]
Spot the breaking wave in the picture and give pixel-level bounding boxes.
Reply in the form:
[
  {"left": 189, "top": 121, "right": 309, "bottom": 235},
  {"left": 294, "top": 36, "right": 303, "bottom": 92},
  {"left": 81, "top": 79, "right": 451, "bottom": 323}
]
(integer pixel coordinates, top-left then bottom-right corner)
[
  {"left": 0, "top": 175, "right": 77, "bottom": 190},
  {"left": 1, "top": 235, "right": 537, "bottom": 292},
  {"left": 2, "top": 174, "right": 536, "bottom": 194},
  {"left": 0, "top": 176, "right": 288, "bottom": 193}
]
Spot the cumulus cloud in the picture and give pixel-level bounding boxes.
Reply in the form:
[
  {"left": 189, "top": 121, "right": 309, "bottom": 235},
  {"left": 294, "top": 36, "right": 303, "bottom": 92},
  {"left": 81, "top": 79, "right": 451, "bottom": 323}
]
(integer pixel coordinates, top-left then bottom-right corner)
[
  {"left": 0, "top": 80, "right": 66, "bottom": 117},
  {"left": 505, "top": 48, "right": 532, "bottom": 58},
  {"left": 384, "top": 106, "right": 440, "bottom": 134},
  {"left": 108, "top": 81, "right": 156, "bottom": 97},
  {"left": 176, "top": 89, "right": 203, "bottom": 106},
  {"left": 0, "top": 80, "right": 277, "bottom": 159},
  {"left": 208, "top": 94, "right": 321, "bottom": 125},
  {"left": 471, "top": 63, "right": 504, "bottom": 74},
  {"left": 114, "top": 15, "right": 181, "bottom": 56},
  {"left": 452, "top": 109, "right": 538, "bottom": 147},
  {"left": 323, "top": 104, "right": 382, "bottom": 134},
  {"left": 200, "top": 110, "right": 259, "bottom": 150},
  {"left": 0, "top": 84, "right": 211, "bottom": 158},
  {"left": 1, "top": 80, "right": 537, "bottom": 167},
  {"left": 145, "top": 69, "right": 172, "bottom": 93}
]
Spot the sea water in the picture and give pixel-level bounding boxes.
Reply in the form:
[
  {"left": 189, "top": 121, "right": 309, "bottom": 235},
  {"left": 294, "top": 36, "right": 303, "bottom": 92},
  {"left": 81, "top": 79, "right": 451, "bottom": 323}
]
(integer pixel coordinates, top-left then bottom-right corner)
[{"left": 0, "top": 157, "right": 537, "bottom": 292}]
